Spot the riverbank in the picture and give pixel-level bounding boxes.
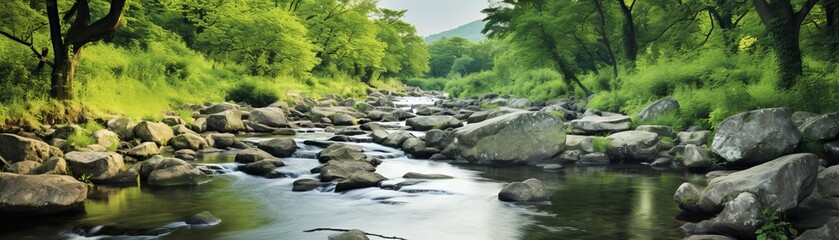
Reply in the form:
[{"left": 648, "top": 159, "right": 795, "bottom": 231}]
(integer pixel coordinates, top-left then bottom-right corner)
[{"left": 1, "top": 88, "right": 838, "bottom": 239}]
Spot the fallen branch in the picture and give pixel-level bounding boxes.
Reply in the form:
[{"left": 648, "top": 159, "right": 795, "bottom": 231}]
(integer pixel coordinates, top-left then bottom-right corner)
[{"left": 303, "top": 228, "right": 407, "bottom": 240}]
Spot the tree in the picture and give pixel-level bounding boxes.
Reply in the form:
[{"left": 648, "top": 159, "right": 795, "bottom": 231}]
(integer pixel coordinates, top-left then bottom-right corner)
[
  {"left": 616, "top": 0, "right": 638, "bottom": 69},
  {"left": 1, "top": 0, "right": 128, "bottom": 100},
  {"left": 752, "top": 0, "right": 819, "bottom": 89}
]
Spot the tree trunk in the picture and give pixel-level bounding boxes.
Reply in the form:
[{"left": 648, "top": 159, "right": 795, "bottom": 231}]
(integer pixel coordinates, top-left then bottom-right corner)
[
  {"left": 617, "top": 0, "right": 638, "bottom": 69},
  {"left": 594, "top": 0, "right": 619, "bottom": 78},
  {"left": 753, "top": 0, "right": 818, "bottom": 89}
]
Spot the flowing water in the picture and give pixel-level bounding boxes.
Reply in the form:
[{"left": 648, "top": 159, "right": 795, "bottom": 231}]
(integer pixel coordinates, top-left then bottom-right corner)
[{"left": 0, "top": 97, "right": 704, "bottom": 240}]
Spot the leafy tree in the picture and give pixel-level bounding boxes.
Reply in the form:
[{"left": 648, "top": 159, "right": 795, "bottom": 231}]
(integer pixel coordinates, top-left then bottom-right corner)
[{"left": 752, "top": 0, "right": 819, "bottom": 89}]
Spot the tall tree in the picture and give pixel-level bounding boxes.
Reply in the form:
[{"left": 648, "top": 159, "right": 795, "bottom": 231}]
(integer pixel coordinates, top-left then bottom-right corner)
[
  {"left": 616, "top": 0, "right": 638, "bottom": 69},
  {"left": 752, "top": 0, "right": 819, "bottom": 89}
]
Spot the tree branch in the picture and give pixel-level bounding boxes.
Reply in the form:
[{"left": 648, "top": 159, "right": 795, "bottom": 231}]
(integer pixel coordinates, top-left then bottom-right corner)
[
  {"left": 303, "top": 228, "right": 407, "bottom": 240},
  {"left": 796, "top": 0, "right": 820, "bottom": 25},
  {"left": 0, "top": 31, "right": 54, "bottom": 67}
]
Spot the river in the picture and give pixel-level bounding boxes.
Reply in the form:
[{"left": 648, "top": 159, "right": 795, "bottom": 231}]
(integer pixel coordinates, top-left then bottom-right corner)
[{"left": 0, "top": 97, "right": 704, "bottom": 240}]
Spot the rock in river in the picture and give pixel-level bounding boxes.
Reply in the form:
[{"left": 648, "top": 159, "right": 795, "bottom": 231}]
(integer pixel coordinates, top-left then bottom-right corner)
[
  {"left": 605, "top": 131, "right": 660, "bottom": 162},
  {"left": 445, "top": 112, "right": 565, "bottom": 165},
  {"left": 65, "top": 151, "right": 125, "bottom": 182},
  {"left": 0, "top": 133, "right": 51, "bottom": 163},
  {"left": 335, "top": 171, "right": 388, "bottom": 192},
  {"left": 329, "top": 229, "right": 370, "bottom": 240},
  {"left": 498, "top": 178, "right": 551, "bottom": 202},
  {"left": 0, "top": 173, "right": 87, "bottom": 215},
  {"left": 148, "top": 158, "right": 210, "bottom": 186},
  {"left": 258, "top": 138, "right": 297, "bottom": 157},
  {"left": 405, "top": 116, "right": 463, "bottom": 131},
  {"left": 133, "top": 121, "right": 175, "bottom": 146},
  {"left": 207, "top": 110, "right": 245, "bottom": 133}
]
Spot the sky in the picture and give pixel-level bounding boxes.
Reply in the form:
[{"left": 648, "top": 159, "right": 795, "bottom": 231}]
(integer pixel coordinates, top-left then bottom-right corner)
[{"left": 377, "top": 0, "right": 489, "bottom": 37}]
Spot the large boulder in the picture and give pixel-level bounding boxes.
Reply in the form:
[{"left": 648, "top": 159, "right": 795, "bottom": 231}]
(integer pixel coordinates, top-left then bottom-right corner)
[
  {"left": 328, "top": 229, "right": 370, "bottom": 240},
  {"left": 258, "top": 138, "right": 297, "bottom": 157},
  {"left": 207, "top": 110, "right": 245, "bottom": 133},
  {"left": 7, "top": 161, "right": 40, "bottom": 175},
  {"left": 125, "top": 142, "right": 160, "bottom": 159},
  {"left": 818, "top": 165, "right": 839, "bottom": 198},
  {"left": 425, "top": 129, "right": 454, "bottom": 149},
  {"left": 32, "top": 157, "right": 70, "bottom": 175},
  {"left": 681, "top": 192, "right": 762, "bottom": 239},
  {"left": 92, "top": 130, "right": 120, "bottom": 150},
  {"left": 799, "top": 112, "right": 839, "bottom": 141},
  {"left": 133, "top": 121, "right": 175, "bottom": 146},
  {"left": 0, "top": 173, "right": 87, "bottom": 215},
  {"left": 692, "top": 153, "right": 818, "bottom": 214},
  {"left": 498, "top": 178, "right": 551, "bottom": 202},
  {"left": 319, "top": 160, "right": 376, "bottom": 182},
  {"left": 711, "top": 108, "right": 800, "bottom": 165},
  {"left": 147, "top": 158, "right": 210, "bottom": 186},
  {"left": 446, "top": 112, "right": 566, "bottom": 165},
  {"left": 170, "top": 133, "right": 210, "bottom": 151},
  {"left": 636, "top": 98, "right": 680, "bottom": 122},
  {"left": 249, "top": 107, "right": 289, "bottom": 128},
  {"left": 0, "top": 134, "right": 50, "bottom": 163},
  {"left": 317, "top": 144, "right": 366, "bottom": 163},
  {"left": 569, "top": 112, "right": 631, "bottom": 135},
  {"left": 335, "top": 171, "right": 387, "bottom": 192},
  {"left": 401, "top": 138, "right": 426, "bottom": 157},
  {"left": 605, "top": 131, "right": 660, "bottom": 162},
  {"left": 405, "top": 116, "right": 463, "bottom": 131},
  {"left": 209, "top": 133, "right": 236, "bottom": 149},
  {"left": 235, "top": 148, "right": 274, "bottom": 163},
  {"left": 332, "top": 114, "right": 358, "bottom": 126},
  {"left": 382, "top": 131, "right": 414, "bottom": 148},
  {"left": 64, "top": 152, "right": 125, "bottom": 181},
  {"left": 107, "top": 117, "right": 137, "bottom": 140}
]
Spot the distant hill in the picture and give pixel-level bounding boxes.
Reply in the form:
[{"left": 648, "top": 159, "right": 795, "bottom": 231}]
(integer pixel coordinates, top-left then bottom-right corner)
[{"left": 425, "top": 20, "right": 486, "bottom": 43}]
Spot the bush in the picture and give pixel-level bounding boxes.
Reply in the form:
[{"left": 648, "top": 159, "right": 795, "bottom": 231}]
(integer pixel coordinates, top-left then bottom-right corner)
[
  {"left": 591, "top": 137, "right": 611, "bottom": 153},
  {"left": 226, "top": 82, "right": 279, "bottom": 107}
]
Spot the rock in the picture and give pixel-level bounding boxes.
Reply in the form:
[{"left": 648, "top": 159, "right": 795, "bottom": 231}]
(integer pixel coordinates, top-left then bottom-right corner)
[
  {"left": 403, "top": 172, "right": 453, "bottom": 179},
  {"left": 401, "top": 138, "right": 426, "bottom": 157},
  {"left": 681, "top": 192, "right": 762, "bottom": 239},
  {"left": 172, "top": 125, "right": 197, "bottom": 135},
  {"left": 498, "top": 178, "right": 551, "bottom": 202},
  {"left": 328, "top": 229, "right": 370, "bottom": 240},
  {"left": 246, "top": 121, "right": 278, "bottom": 133},
  {"left": 273, "top": 128, "right": 297, "bottom": 136},
  {"left": 7, "top": 160, "right": 40, "bottom": 174},
  {"left": 184, "top": 211, "right": 221, "bottom": 226},
  {"left": 171, "top": 133, "right": 210, "bottom": 151},
  {"left": 683, "top": 235, "right": 736, "bottom": 240},
  {"left": 209, "top": 133, "right": 236, "bottom": 149},
  {"left": 0, "top": 173, "right": 87, "bottom": 214},
  {"left": 240, "top": 159, "right": 285, "bottom": 176},
  {"left": 569, "top": 111, "right": 631, "bottom": 135},
  {"left": 173, "top": 149, "right": 197, "bottom": 161},
  {"left": 792, "top": 111, "right": 820, "bottom": 127},
  {"left": 705, "top": 171, "right": 736, "bottom": 181},
  {"left": 332, "top": 114, "right": 358, "bottom": 126},
  {"left": 148, "top": 158, "right": 210, "bottom": 186},
  {"left": 133, "top": 121, "right": 175, "bottom": 146},
  {"left": 636, "top": 98, "right": 680, "bottom": 122},
  {"left": 796, "top": 218, "right": 839, "bottom": 240},
  {"left": 257, "top": 138, "right": 297, "bottom": 158},
  {"left": 191, "top": 117, "right": 208, "bottom": 133},
  {"left": 235, "top": 148, "right": 274, "bottom": 164},
  {"left": 200, "top": 103, "right": 239, "bottom": 114},
  {"left": 292, "top": 178, "right": 322, "bottom": 192},
  {"left": 405, "top": 116, "right": 463, "bottom": 131},
  {"left": 319, "top": 161, "right": 376, "bottom": 182},
  {"left": 675, "top": 183, "right": 703, "bottom": 213},
  {"left": 249, "top": 107, "right": 289, "bottom": 128},
  {"left": 370, "top": 129, "right": 389, "bottom": 144},
  {"left": 383, "top": 131, "right": 414, "bottom": 148},
  {"left": 678, "top": 131, "right": 712, "bottom": 146},
  {"left": 335, "top": 171, "right": 387, "bottom": 192},
  {"left": 424, "top": 129, "right": 454, "bottom": 149},
  {"left": 107, "top": 117, "right": 136, "bottom": 140},
  {"left": 91, "top": 130, "right": 120, "bottom": 150},
  {"left": 818, "top": 165, "right": 839, "bottom": 198},
  {"left": 711, "top": 108, "right": 800, "bottom": 165},
  {"left": 577, "top": 153, "right": 610, "bottom": 165},
  {"left": 64, "top": 152, "right": 125, "bottom": 181},
  {"left": 605, "top": 131, "right": 660, "bottom": 162},
  {"left": 0, "top": 134, "right": 51, "bottom": 163},
  {"left": 694, "top": 153, "right": 818, "bottom": 213},
  {"left": 683, "top": 144, "right": 713, "bottom": 169},
  {"left": 543, "top": 164, "right": 563, "bottom": 170},
  {"left": 799, "top": 112, "right": 839, "bottom": 141},
  {"left": 636, "top": 125, "right": 677, "bottom": 139},
  {"left": 416, "top": 106, "right": 445, "bottom": 116},
  {"left": 508, "top": 98, "right": 531, "bottom": 109},
  {"left": 446, "top": 112, "right": 566, "bottom": 165},
  {"left": 32, "top": 157, "right": 69, "bottom": 175},
  {"left": 125, "top": 142, "right": 160, "bottom": 159},
  {"left": 317, "top": 144, "right": 366, "bottom": 163},
  {"left": 53, "top": 125, "right": 83, "bottom": 139},
  {"left": 207, "top": 110, "right": 245, "bottom": 133}
]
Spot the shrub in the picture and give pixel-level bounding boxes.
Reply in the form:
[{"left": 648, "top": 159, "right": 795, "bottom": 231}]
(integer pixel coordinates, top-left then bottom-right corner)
[
  {"left": 755, "top": 208, "right": 797, "bottom": 240},
  {"left": 591, "top": 137, "right": 611, "bottom": 153},
  {"left": 226, "top": 82, "right": 279, "bottom": 107},
  {"left": 67, "top": 131, "right": 95, "bottom": 149}
]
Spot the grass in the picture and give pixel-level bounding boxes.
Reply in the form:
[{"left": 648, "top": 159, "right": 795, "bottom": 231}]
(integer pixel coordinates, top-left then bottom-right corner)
[{"left": 591, "top": 137, "right": 611, "bottom": 153}]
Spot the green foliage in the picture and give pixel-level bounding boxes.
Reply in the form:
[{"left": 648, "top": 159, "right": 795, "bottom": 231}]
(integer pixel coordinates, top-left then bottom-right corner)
[
  {"left": 660, "top": 137, "right": 675, "bottom": 145},
  {"left": 550, "top": 111, "right": 566, "bottom": 120},
  {"left": 78, "top": 174, "right": 95, "bottom": 189},
  {"left": 67, "top": 130, "right": 95, "bottom": 149},
  {"left": 226, "top": 82, "right": 279, "bottom": 108},
  {"left": 402, "top": 78, "right": 447, "bottom": 91},
  {"left": 756, "top": 208, "right": 797, "bottom": 240},
  {"left": 591, "top": 137, "right": 611, "bottom": 153}
]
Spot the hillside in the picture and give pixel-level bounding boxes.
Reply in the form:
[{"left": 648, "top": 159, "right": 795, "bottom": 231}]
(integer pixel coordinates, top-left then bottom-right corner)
[{"left": 425, "top": 20, "right": 486, "bottom": 43}]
